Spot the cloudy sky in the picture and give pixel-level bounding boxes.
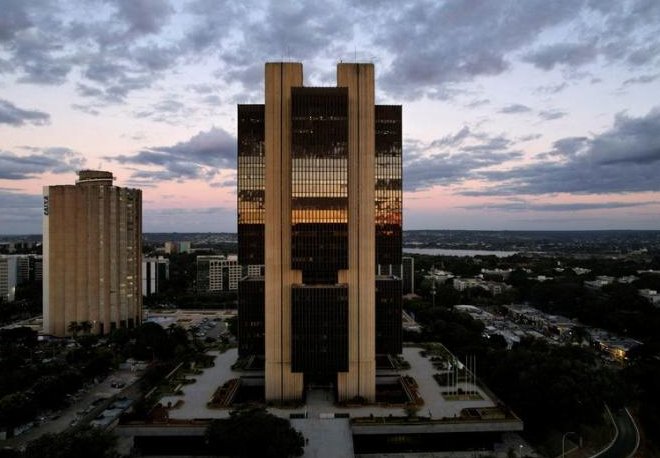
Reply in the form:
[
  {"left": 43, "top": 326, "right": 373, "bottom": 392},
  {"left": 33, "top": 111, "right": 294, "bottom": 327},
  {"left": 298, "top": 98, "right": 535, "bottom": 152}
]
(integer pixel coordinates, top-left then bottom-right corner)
[{"left": 1, "top": 0, "right": 660, "bottom": 234}]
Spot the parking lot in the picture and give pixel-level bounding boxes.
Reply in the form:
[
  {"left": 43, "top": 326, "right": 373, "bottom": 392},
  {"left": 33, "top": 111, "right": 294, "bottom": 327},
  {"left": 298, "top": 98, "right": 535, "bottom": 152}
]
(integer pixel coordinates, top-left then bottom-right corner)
[{"left": 3, "top": 367, "right": 141, "bottom": 447}]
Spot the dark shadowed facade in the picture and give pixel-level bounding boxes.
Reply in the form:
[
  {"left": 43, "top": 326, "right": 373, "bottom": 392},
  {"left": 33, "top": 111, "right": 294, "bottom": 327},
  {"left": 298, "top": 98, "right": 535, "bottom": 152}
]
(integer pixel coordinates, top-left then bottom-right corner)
[{"left": 237, "top": 62, "right": 402, "bottom": 402}]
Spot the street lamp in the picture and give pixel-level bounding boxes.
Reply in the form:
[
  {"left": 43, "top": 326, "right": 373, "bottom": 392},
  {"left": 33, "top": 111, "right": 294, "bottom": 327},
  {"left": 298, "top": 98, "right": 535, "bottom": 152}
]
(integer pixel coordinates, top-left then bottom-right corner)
[
  {"left": 562, "top": 431, "right": 578, "bottom": 457},
  {"left": 431, "top": 280, "right": 436, "bottom": 307},
  {"left": 519, "top": 444, "right": 523, "bottom": 458}
]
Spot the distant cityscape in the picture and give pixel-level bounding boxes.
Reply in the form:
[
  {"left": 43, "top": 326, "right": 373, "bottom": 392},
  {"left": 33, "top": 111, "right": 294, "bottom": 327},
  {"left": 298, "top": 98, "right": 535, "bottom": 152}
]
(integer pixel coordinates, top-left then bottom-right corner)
[
  {"left": 2, "top": 225, "right": 658, "bottom": 456},
  {"left": 6, "top": 228, "right": 660, "bottom": 253}
]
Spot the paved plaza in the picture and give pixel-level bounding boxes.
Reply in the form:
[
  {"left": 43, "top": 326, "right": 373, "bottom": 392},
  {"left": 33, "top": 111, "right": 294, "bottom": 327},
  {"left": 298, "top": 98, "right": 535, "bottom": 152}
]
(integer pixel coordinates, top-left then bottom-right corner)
[
  {"left": 156, "top": 347, "right": 512, "bottom": 458},
  {"left": 161, "top": 346, "right": 496, "bottom": 421}
]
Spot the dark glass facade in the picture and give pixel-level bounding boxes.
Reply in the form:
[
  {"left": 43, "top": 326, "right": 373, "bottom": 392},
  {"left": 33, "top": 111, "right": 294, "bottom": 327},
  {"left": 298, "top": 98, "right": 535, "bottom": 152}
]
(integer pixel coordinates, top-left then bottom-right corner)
[
  {"left": 375, "top": 105, "right": 402, "bottom": 267},
  {"left": 291, "top": 285, "right": 348, "bottom": 376},
  {"left": 237, "top": 104, "right": 265, "bottom": 265},
  {"left": 291, "top": 88, "right": 349, "bottom": 284},
  {"left": 376, "top": 277, "right": 402, "bottom": 355},
  {"left": 237, "top": 105, "right": 265, "bottom": 357},
  {"left": 237, "top": 89, "right": 402, "bottom": 372},
  {"left": 238, "top": 278, "right": 265, "bottom": 356}
]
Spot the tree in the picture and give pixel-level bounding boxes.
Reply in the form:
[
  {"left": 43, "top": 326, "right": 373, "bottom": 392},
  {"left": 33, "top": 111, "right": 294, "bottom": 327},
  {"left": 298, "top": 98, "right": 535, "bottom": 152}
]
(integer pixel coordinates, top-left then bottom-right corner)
[
  {"left": 23, "top": 426, "right": 118, "bottom": 458},
  {"left": 67, "top": 321, "right": 80, "bottom": 337},
  {"left": 0, "top": 392, "right": 37, "bottom": 430},
  {"left": 226, "top": 316, "right": 238, "bottom": 337},
  {"left": 133, "top": 322, "right": 174, "bottom": 360},
  {"left": 206, "top": 406, "right": 304, "bottom": 458},
  {"left": 79, "top": 321, "right": 93, "bottom": 334},
  {"left": 404, "top": 403, "right": 420, "bottom": 418}
]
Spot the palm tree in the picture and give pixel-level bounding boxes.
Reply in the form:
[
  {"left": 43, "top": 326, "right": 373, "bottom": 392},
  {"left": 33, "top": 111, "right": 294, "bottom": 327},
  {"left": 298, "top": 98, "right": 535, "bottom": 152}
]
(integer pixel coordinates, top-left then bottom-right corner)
[
  {"left": 67, "top": 321, "right": 80, "bottom": 337},
  {"left": 79, "top": 321, "right": 93, "bottom": 334},
  {"left": 188, "top": 325, "right": 200, "bottom": 346}
]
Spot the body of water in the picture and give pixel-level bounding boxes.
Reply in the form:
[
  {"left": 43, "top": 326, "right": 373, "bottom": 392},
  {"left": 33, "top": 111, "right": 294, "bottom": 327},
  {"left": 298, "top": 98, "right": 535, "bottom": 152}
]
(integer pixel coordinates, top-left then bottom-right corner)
[{"left": 403, "top": 247, "right": 519, "bottom": 257}]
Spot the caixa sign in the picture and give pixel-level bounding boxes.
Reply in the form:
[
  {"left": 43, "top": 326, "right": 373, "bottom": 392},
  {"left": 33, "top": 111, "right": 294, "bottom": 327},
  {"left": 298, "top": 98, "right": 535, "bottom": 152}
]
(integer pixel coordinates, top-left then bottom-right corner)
[{"left": 43, "top": 196, "right": 49, "bottom": 215}]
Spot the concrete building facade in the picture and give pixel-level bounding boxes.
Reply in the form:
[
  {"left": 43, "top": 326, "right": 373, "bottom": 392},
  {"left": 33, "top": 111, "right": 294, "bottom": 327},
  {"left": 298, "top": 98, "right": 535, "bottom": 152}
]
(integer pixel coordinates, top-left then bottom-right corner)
[
  {"left": 0, "top": 256, "right": 17, "bottom": 302},
  {"left": 43, "top": 170, "right": 142, "bottom": 336},
  {"left": 197, "top": 255, "right": 241, "bottom": 292},
  {"left": 237, "top": 62, "right": 402, "bottom": 402},
  {"left": 142, "top": 257, "right": 170, "bottom": 297}
]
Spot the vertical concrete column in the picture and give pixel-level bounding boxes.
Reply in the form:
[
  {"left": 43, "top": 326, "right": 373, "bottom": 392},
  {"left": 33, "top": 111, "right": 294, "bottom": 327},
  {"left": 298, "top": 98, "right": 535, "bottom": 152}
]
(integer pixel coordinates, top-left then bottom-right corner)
[
  {"left": 336, "top": 63, "right": 376, "bottom": 401},
  {"left": 42, "top": 187, "right": 51, "bottom": 334},
  {"left": 264, "top": 62, "right": 304, "bottom": 401},
  {"left": 88, "top": 186, "right": 100, "bottom": 329}
]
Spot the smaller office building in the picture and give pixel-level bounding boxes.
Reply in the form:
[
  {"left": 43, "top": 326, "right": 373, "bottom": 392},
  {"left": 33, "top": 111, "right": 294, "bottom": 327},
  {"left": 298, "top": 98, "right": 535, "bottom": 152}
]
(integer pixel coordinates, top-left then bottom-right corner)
[
  {"left": 142, "top": 257, "right": 170, "bottom": 297},
  {"left": 197, "top": 255, "right": 241, "bottom": 292}
]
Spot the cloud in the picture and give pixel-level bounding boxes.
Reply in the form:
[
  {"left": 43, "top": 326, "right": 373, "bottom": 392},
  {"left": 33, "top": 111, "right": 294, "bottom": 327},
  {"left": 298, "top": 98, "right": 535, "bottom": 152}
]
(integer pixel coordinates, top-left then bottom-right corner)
[
  {"left": 404, "top": 127, "right": 522, "bottom": 191},
  {"left": 622, "top": 73, "right": 660, "bottom": 86},
  {"left": 111, "top": 0, "right": 174, "bottom": 37},
  {"left": 430, "top": 126, "right": 471, "bottom": 148},
  {"left": 0, "top": 0, "right": 33, "bottom": 43},
  {"left": 552, "top": 136, "right": 588, "bottom": 156},
  {"left": 0, "top": 99, "right": 50, "bottom": 126},
  {"left": 538, "top": 109, "right": 567, "bottom": 120},
  {"left": 1, "top": 0, "right": 658, "bottom": 108},
  {"left": 535, "top": 82, "right": 568, "bottom": 94},
  {"left": 0, "top": 189, "right": 43, "bottom": 234},
  {"left": 373, "top": 0, "right": 585, "bottom": 98},
  {"left": 0, "top": 189, "right": 91, "bottom": 235},
  {"left": 523, "top": 42, "right": 598, "bottom": 70},
  {"left": 518, "top": 133, "right": 543, "bottom": 142},
  {"left": 210, "top": 178, "right": 237, "bottom": 188},
  {"left": 70, "top": 104, "right": 100, "bottom": 116},
  {"left": 465, "top": 106, "right": 660, "bottom": 195},
  {"left": 111, "top": 126, "right": 236, "bottom": 181},
  {"left": 0, "top": 147, "right": 85, "bottom": 179},
  {"left": 500, "top": 104, "right": 532, "bottom": 114},
  {"left": 464, "top": 98, "right": 490, "bottom": 109},
  {"left": 0, "top": 189, "right": 42, "bottom": 208},
  {"left": 461, "top": 200, "right": 655, "bottom": 212},
  {"left": 143, "top": 205, "right": 236, "bottom": 232},
  {"left": 132, "top": 98, "right": 200, "bottom": 123}
]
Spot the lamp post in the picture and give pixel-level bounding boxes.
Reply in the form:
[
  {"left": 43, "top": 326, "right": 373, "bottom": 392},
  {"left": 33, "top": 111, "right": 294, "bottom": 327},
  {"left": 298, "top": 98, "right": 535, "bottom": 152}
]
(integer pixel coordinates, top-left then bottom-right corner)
[
  {"left": 431, "top": 280, "right": 436, "bottom": 307},
  {"left": 562, "top": 431, "right": 577, "bottom": 457}
]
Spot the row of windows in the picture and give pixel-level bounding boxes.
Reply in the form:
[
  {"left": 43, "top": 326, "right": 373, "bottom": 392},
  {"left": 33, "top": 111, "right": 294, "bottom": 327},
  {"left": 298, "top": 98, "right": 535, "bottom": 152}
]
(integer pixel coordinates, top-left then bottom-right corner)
[{"left": 291, "top": 286, "right": 349, "bottom": 373}]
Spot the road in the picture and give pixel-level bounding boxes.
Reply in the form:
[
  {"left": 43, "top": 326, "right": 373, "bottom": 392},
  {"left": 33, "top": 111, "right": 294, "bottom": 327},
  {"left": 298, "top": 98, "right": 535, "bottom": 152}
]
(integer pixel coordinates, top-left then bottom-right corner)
[
  {"left": 2, "top": 368, "right": 141, "bottom": 448},
  {"left": 594, "top": 408, "right": 639, "bottom": 458}
]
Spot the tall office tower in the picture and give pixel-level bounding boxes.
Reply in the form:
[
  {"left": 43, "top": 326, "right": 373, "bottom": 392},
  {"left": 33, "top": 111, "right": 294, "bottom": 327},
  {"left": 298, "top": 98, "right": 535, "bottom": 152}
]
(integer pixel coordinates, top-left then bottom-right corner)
[
  {"left": 142, "top": 256, "right": 170, "bottom": 297},
  {"left": 43, "top": 170, "right": 142, "bottom": 337},
  {"left": 237, "top": 63, "right": 402, "bottom": 402},
  {"left": 402, "top": 256, "right": 415, "bottom": 295},
  {"left": 15, "top": 255, "right": 30, "bottom": 285}
]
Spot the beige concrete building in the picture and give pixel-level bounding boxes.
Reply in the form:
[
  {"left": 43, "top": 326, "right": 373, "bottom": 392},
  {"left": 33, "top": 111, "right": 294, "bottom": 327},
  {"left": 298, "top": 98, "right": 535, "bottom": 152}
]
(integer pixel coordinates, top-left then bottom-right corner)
[
  {"left": 196, "top": 255, "right": 241, "bottom": 292},
  {"left": 43, "top": 170, "right": 142, "bottom": 336}
]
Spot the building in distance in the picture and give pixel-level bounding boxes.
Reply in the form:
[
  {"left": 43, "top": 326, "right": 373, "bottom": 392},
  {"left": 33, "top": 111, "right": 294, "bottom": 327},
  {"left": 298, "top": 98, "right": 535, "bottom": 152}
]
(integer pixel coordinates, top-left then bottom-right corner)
[
  {"left": 0, "top": 256, "right": 17, "bottom": 302},
  {"left": 142, "top": 256, "right": 170, "bottom": 297},
  {"left": 197, "top": 255, "right": 241, "bottom": 293}
]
